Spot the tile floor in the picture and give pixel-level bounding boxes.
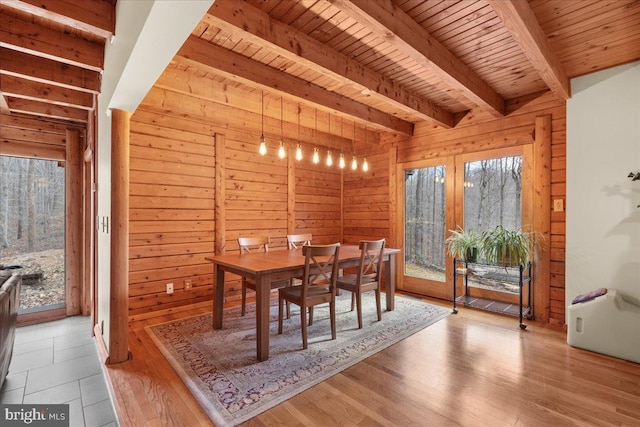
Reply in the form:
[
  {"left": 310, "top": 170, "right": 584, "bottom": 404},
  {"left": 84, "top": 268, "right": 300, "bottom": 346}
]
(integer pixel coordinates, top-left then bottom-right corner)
[{"left": 0, "top": 315, "right": 118, "bottom": 427}]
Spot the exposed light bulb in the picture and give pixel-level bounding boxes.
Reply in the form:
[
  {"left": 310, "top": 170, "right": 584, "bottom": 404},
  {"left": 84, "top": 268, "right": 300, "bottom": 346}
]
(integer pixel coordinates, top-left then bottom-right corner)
[
  {"left": 258, "top": 135, "right": 267, "bottom": 156},
  {"left": 313, "top": 147, "right": 320, "bottom": 164},
  {"left": 295, "top": 144, "right": 303, "bottom": 161},
  {"left": 362, "top": 157, "right": 369, "bottom": 172},
  {"left": 326, "top": 150, "right": 333, "bottom": 166},
  {"left": 351, "top": 155, "right": 357, "bottom": 170},
  {"left": 278, "top": 140, "right": 286, "bottom": 159},
  {"left": 339, "top": 153, "right": 346, "bottom": 169}
]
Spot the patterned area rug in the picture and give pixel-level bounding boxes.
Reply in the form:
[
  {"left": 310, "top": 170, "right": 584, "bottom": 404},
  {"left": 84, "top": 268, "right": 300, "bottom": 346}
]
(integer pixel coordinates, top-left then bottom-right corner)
[{"left": 146, "top": 293, "right": 450, "bottom": 426}]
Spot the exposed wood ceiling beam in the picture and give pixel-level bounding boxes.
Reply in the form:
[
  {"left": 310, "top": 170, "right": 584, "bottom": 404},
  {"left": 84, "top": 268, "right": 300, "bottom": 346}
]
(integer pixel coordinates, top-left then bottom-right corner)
[
  {"left": 1, "top": 74, "right": 94, "bottom": 110},
  {"left": 176, "top": 36, "right": 414, "bottom": 136},
  {"left": 154, "top": 66, "right": 355, "bottom": 150},
  {"left": 0, "top": 0, "right": 115, "bottom": 41},
  {"left": 329, "top": 0, "right": 506, "bottom": 117},
  {"left": 6, "top": 96, "right": 87, "bottom": 122},
  {"left": 0, "top": 47, "right": 101, "bottom": 93},
  {"left": 0, "top": 12, "right": 104, "bottom": 71},
  {"left": 487, "top": 0, "right": 570, "bottom": 100},
  {"left": 206, "top": 0, "right": 453, "bottom": 129}
]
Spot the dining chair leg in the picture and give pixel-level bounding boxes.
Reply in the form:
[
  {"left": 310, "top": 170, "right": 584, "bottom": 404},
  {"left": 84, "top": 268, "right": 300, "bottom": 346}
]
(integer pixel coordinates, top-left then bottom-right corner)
[
  {"left": 356, "top": 290, "right": 363, "bottom": 329},
  {"left": 350, "top": 292, "right": 355, "bottom": 311},
  {"left": 301, "top": 304, "right": 308, "bottom": 350},
  {"left": 308, "top": 307, "right": 314, "bottom": 326},
  {"left": 330, "top": 300, "right": 336, "bottom": 340},
  {"left": 375, "top": 288, "right": 382, "bottom": 321},
  {"left": 278, "top": 296, "right": 284, "bottom": 334},
  {"left": 241, "top": 282, "right": 247, "bottom": 317}
]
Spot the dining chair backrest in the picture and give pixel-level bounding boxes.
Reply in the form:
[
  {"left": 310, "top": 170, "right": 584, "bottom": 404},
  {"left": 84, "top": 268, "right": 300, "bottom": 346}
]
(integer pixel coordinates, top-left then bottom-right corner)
[
  {"left": 301, "top": 243, "right": 341, "bottom": 294},
  {"left": 356, "top": 239, "right": 386, "bottom": 285},
  {"left": 237, "top": 236, "right": 270, "bottom": 254},
  {"left": 287, "top": 233, "right": 312, "bottom": 250}
]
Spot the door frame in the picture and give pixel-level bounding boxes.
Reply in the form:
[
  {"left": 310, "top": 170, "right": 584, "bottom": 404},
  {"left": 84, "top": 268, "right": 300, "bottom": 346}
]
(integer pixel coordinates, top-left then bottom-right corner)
[
  {"left": 396, "top": 156, "right": 455, "bottom": 300},
  {"left": 453, "top": 145, "right": 534, "bottom": 304}
]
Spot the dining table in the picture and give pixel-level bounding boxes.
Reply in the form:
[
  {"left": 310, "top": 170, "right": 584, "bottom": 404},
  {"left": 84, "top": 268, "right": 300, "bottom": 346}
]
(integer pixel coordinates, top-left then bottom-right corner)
[{"left": 206, "top": 244, "right": 401, "bottom": 361}]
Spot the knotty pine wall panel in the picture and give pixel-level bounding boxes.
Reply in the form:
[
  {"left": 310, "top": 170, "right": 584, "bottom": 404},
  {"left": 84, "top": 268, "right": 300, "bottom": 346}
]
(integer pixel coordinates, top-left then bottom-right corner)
[
  {"left": 343, "top": 148, "right": 392, "bottom": 244},
  {"left": 224, "top": 130, "right": 289, "bottom": 252},
  {"left": 129, "top": 107, "right": 216, "bottom": 318},
  {"left": 381, "top": 91, "right": 567, "bottom": 325},
  {"left": 293, "top": 161, "right": 342, "bottom": 244}
]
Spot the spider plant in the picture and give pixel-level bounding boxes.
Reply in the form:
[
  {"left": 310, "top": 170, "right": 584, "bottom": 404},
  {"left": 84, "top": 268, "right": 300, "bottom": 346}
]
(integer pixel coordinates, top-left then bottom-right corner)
[{"left": 446, "top": 226, "right": 481, "bottom": 262}]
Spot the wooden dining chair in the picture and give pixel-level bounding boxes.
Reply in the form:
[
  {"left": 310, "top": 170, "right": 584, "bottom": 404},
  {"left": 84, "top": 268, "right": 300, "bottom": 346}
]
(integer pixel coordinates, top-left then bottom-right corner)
[
  {"left": 278, "top": 243, "right": 341, "bottom": 350},
  {"left": 286, "top": 233, "right": 312, "bottom": 249},
  {"left": 286, "top": 233, "right": 312, "bottom": 287},
  {"left": 238, "top": 236, "right": 289, "bottom": 317},
  {"left": 336, "top": 239, "right": 386, "bottom": 329}
]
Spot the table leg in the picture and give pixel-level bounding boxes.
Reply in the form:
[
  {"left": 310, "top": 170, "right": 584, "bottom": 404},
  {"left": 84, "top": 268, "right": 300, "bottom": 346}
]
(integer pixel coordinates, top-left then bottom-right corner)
[
  {"left": 385, "top": 254, "right": 396, "bottom": 311},
  {"left": 213, "top": 264, "right": 224, "bottom": 329},
  {"left": 255, "top": 272, "right": 271, "bottom": 361}
]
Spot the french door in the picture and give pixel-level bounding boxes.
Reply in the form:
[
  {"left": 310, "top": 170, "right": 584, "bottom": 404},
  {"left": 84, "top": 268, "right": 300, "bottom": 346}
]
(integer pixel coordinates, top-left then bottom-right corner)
[
  {"left": 398, "top": 157, "right": 454, "bottom": 300},
  {"left": 398, "top": 147, "right": 531, "bottom": 301}
]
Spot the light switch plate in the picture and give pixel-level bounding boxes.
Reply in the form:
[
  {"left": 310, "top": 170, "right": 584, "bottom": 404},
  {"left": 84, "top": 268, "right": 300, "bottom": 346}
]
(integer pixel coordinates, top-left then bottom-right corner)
[{"left": 553, "top": 199, "right": 564, "bottom": 212}]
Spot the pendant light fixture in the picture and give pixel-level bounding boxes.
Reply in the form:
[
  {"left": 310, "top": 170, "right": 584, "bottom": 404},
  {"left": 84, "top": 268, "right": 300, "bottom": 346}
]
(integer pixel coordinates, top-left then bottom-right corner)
[
  {"left": 339, "top": 117, "right": 346, "bottom": 169},
  {"left": 295, "top": 103, "right": 303, "bottom": 161},
  {"left": 258, "top": 90, "right": 267, "bottom": 156},
  {"left": 312, "top": 109, "right": 320, "bottom": 164},
  {"left": 278, "top": 97, "right": 286, "bottom": 159},
  {"left": 351, "top": 121, "right": 358, "bottom": 170},
  {"left": 362, "top": 124, "right": 369, "bottom": 172}
]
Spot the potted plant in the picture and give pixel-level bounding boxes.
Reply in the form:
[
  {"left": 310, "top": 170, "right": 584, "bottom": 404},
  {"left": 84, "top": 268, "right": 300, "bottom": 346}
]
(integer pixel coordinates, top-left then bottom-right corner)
[
  {"left": 446, "top": 226, "right": 481, "bottom": 262},
  {"left": 480, "top": 225, "right": 534, "bottom": 267}
]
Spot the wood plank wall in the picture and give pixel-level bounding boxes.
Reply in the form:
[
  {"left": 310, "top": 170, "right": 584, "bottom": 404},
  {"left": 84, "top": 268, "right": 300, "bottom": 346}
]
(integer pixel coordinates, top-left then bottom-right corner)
[
  {"left": 343, "top": 149, "right": 391, "bottom": 244},
  {"left": 128, "top": 88, "right": 343, "bottom": 320},
  {"left": 374, "top": 91, "right": 567, "bottom": 325},
  {"left": 128, "top": 79, "right": 566, "bottom": 326},
  {"left": 129, "top": 108, "right": 216, "bottom": 318}
]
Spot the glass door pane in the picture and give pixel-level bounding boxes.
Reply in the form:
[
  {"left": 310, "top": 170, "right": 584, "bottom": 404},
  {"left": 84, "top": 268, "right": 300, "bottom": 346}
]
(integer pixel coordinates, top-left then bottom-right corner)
[
  {"left": 0, "top": 156, "right": 66, "bottom": 313},
  {"left": 404, "top": 165, "right": 447, "bottom": 283},
  {"left": 463, "top": 155, "right": 523, "bottom": 295}
]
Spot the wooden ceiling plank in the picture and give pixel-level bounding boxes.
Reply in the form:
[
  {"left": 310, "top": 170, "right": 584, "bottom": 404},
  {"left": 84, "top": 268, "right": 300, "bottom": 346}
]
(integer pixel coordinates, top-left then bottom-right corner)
[
  {"left": 0, "top": 12, "right": 103, "bottom": 71},
  {"left": 0, "top": 139, "right": 65, "bottom": 160},
  {"left": 2, "top": 0, "right": 114, "bottom": 40},
  {"left": 7, "top": 96, "right": 87, "bottom": 122},
  {"left": 0, "top": 47, "right": 100, "bottom": 93},
  {"left": 0, "top": 112, "right": 81, "bottom": 132},
  {"left": 176, "top": 36, "right": 414, "bottom": 136},
  {"left": 487, "top": 0, "right": 570, "bottom": 100},
  {"left": 1, "top": 74, "right": 93, "bottom": 110},
  {"left": 0, "top": 124, "right": 66, "bottom": 146},
  {"left": 331, "top": 0, "right": 505, "bottom": 116},
  {"left": 206, "top": 0, "right": 452, "bottom": 128}
]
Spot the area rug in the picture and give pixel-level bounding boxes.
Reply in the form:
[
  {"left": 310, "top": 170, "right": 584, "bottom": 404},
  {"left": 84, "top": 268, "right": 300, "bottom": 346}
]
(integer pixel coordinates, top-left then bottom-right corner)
[{"left": 146, "top": 293, "right": 449, "bottom": 426}]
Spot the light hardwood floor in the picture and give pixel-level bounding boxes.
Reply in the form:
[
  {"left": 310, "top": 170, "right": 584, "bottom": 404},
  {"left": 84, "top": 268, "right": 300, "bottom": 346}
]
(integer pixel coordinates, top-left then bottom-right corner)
[{"left": 105, "top": 297, "right": 640, "bottom": 426}]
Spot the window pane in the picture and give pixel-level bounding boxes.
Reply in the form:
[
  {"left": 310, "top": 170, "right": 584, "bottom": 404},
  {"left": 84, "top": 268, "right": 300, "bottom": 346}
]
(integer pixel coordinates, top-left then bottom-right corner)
[
  {"left": 404, "top": 166, "right": 446, "bottom": 282},
  {"left": 463, "top": 156, "right": 522, "bottom": 234}
]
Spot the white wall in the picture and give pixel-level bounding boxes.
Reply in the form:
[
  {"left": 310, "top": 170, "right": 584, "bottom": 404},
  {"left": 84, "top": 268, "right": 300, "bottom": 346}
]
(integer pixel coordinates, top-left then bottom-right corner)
[
  {"left": 566, "top": 61, "right": 640, "bottom": 309},
  {"left": 96, "top": 0, "right": 214, "bottom": 350}
]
